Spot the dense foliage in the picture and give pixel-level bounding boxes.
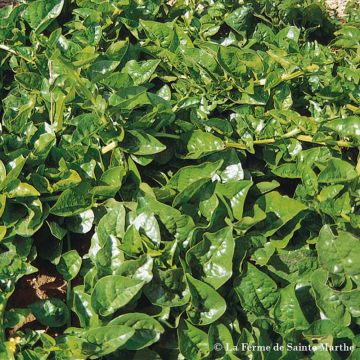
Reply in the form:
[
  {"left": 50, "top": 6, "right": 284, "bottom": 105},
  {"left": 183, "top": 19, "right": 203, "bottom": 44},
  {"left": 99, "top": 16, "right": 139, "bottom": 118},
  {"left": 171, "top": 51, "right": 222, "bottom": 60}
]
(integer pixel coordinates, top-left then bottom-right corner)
[{"left": 0, "top": 0, "right": 359, "bottom": 359}]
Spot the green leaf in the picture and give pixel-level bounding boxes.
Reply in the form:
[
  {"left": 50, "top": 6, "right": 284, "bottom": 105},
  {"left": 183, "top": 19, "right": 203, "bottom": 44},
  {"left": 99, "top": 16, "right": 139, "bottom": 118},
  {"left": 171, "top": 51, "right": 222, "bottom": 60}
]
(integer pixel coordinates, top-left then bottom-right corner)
[
  {"left": 208, "top": 323, "right": 234, "bottom": 358},
  {"left": 71, "top": 113, "right": 103, "bottom": 145},
  {"left": 144, "top": 268, "right": 190, "bottom": 307},
  {"left": 141, "top": 20, "right": 177, "bottom": 49},
  {"left": 178, "top": 319, "right": 210, "bottom": 360},
  {"left": 131, "top": 211, "right": 161, "bottom": 247},
  {"left": 88, "top": 60, "right": 120, "bottom": 82},
  {"left": 318, "top": 158, "right": 358, "bottom": 183},
  {"left": 215, "top": 180, "right": 252, "bottom": 220},
  {"left": 50, "top": 183, "right": 94, "bottom": 217},
  {"left": 7, "top": 183, "right": 40, "bottom": 198},
  {"left": 66, "top": 209, "right": 94, "bottom": 234},
  {"left": 82, "top": 325, "right": 135, "bottom": 358},
  {"left": 167, "top": 160, "right": 223, "bottom": 192},
  {"left": 56, "top": 250, "right": 82, "bottom": 281},
  {"left": 29, "top": 298, "right": 70, "bottom": 327},
  {"left": 317, "top": 225, "right": 360, "bottom": 279},
  {"left": 273, "top": 284, "right": 309, "bottom": 334},
  {"left": 218, "top": 46, "right": 247, "bottom": 78},
  {"left": 109, "top": 313, "right": 164, "bottom": 350},
  {"left": 186, "top": 227, "right": 234, "bottom": 289},
  {"left": 122, "top": 60, "right": 160, "bottom": 85},
  {"left": 311, "top": 269, "right": 351, "bottom": 327},
  {"left": 91, "top": 275, "right": 144, "bottom": 316},
  {"left": 115, "top": 255, "right": 153, "bottom": 283},
  {"left": 254, "top": 191, "right": 307, "bottom": 237},
  {"left": 186, "top": 274, "right": 226, "bottom": 326},
  {"left": 72, "top": 286, "right": 99, "bottom": 328},
  {"left": 234, "top": 263, "right": 278, "bottom": 316},
  {"left": 183, "top": 130, "right": 224, "bottom": 159},
  {"left": 121, "top": 131, "right": 166, "bottom": 155},
  {"left": 23, "top": 0, "right": 64, "bottom": 33}
]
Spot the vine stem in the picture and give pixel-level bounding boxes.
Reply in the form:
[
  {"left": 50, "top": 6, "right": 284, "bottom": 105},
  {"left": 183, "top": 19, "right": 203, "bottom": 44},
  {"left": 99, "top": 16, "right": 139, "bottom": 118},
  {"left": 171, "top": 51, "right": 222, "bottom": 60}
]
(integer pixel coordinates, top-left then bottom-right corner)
[
  {"left": 66, "top": 233, "right": 72, "bottom": 328},
  {"left": 101, "top": 141, "right": 118, "bottom": 154},
  {"left": 226, "top": 133, "right": 354, "bottom": 149}
]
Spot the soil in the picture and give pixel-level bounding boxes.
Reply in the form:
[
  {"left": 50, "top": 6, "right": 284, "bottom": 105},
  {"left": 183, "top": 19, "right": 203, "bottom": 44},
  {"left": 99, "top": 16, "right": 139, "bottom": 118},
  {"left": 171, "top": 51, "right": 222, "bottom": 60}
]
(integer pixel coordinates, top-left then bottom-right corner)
[
  {"left": 0, "top": 0, "right": 16, "bottom": 7},
  {"left": 6, "top": 259, "right": 67, "bottom": 336},
  {"left": 325, "top": 0, "right": 359, "bottom": 18},
  {"left": 6, "top": 229, "right": 92, "bottom": 336}
]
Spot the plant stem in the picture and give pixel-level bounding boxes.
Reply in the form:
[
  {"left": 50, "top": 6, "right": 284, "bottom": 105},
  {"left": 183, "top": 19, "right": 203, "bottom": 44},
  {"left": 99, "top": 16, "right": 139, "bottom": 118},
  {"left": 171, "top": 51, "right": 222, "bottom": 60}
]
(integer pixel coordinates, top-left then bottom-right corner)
[
  {"left": 226, "top": 133, "right": 354, "bottom": 151},
  {"left": 0, "top": 298, "right": 5, "bottom": 343},
  {"left": 296, "top": 135, "right": 353, "bottom": 147},
  {"left": 101, "top": 141, "right": 118, "bottom": 154},
  {"left": 154, "top": 132, "right": 181, "bottom": 140},
  {"left": 66, "top": 234, "right": 72, "bottom": 328}
]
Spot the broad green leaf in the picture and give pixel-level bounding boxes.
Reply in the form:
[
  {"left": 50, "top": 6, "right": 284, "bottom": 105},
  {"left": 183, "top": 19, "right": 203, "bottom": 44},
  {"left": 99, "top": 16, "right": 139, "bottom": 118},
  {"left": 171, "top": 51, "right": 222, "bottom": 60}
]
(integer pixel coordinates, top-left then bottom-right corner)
[
  {"left": 91, "top": 275, "right": 144, "bottom": 316},
  {"left": 178, "top": 320, "right": 210, "bottom": 360},
  {"left": 88, "top": 60, "right": 120, "bottom": 82},
  {"left": 131, "top": 211, "right": 161, "bottom": 247},
  {"left": 141, "top": 20, "right": 177, "bottom": 49},
  {"left": 0, "top": 156, "right": 26, "bottom": 191},
  {"left": 46, "top": 221, "right": 67, "bottom": 240},
  {"left": 115, "top": 254, "right": 153, "bottom": 283},
  {"left": 273, "top": 284, "right": 309, "bottom": 334},
  {"left": 7, "top": 183, "right": 40, "bottom": 198},
  {"left": 311, "top": 269, "right": 351, "bottom": 327},
  {"left": 225, "top": 5, "right": 253, "bottom": 34},
  {"left": 96, "top": 202, "right": 126, "bottom": 246},
  {"left": 216, "top": 180, "right": 252, "bottom": 220},
  {"left": 122, "top": 60, "right": 160, "bottom": 85},
  {"left": 167, "top": 160, "right": 223, "bottom": 192},
  {"left": 137, "top": 194, "right": 195, "bottom": 243},
  {"left": 144, "top": 268, "right": 190, "bottom": 307},
  {"left": 66, "top": 209, "right": 94, "bottom": 234},
  {"left": 29, "top": 298, "right": 69, "bottom": 327},
  {"left": 72, "top": 286, "right": 99, "bottom": 328},
  {"left": 71, "top": 113, "right": 103, "bottom": 145},
  {"left": 234, "top": 263, "right": 278, "bottom": 316},
  {"left": 254, "top": 191, "right": 307, "bottom": 237},
  {"left": 186, "top": 274, "right": 226, "bottom": 326},
  {"left": 50, "top": 183, "right": 94, "bottom": 217},
  {"left": 109, "top": 313, "right": 164, "bottom": 350},
  {"left": 318, "top": 158, "right": 358, "bottom": 183},
  {"left": 82, "top": 325, "right": 134, "bottom": 358},
  {"left": 317, "top": 225, "right": 360, "bottom": 279},
  {"left": 218, "top": 47, "right": 247, "bottom": 78},
  {"left": 208, "top": 323, "right": 234, "bottom": 358},
  {"left": 183, "top": 130, "right": 224, "bottom": 159},
  {"left": 186, "top": 227, "right": 234, "bottom": 289},
  {"left": 23, "top": 0, "right": 64, "bottom": 33},
  {"left": 52, "top": 170, "right": 81, "bottom": 192},
  {"left": 56, "top": 250, "right": 82, "bottom": 281},
  {"left": 121, "top": 130, "right": 166, "bottom": 155}
]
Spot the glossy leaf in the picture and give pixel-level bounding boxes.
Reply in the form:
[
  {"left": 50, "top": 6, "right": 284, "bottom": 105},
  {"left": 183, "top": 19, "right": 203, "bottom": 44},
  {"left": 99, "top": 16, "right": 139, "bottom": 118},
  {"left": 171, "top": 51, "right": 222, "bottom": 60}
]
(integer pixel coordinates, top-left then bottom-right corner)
[{"left": 91, "top": 275, "right": 144, "bottom": 316}]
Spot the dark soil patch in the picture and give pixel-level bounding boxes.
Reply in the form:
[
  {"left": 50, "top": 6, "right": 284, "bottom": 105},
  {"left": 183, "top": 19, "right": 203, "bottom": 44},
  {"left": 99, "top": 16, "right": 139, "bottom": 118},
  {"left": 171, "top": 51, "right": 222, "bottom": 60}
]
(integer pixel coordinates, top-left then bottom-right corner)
[
  {"left": 7, "top": 259, "right": 67, "bottom": 336},
  {"left": 0, "top": 0, "right": 16, "bottom": 7},
  {"left": 6, "top": 230, "right": 92, "bottom": 337}
]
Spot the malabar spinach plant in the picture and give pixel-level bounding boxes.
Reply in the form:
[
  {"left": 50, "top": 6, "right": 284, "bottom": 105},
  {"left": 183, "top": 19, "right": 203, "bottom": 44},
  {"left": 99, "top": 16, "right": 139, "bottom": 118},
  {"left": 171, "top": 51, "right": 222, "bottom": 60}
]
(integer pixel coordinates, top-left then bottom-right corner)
[{"left": 0, "top": 0, "right": 359, "bottom": 359}]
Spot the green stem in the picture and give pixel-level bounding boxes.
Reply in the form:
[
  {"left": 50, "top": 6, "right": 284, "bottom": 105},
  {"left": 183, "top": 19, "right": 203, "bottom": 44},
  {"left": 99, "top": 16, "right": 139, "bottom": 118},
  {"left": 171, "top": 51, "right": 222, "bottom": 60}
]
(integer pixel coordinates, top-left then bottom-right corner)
[
  {"left": 154, "top": 133, "right": 181, "bottom": 140},
  {"left": 0, "top": 297, "right": 5, "bottom": 343},
  {"left": 224, "top": 142, "right": 247, "bottom": 150},
  {"left": 101, "top": 141, "right": 118, "bottom": 154},
  {"left": 66, "top": 234, "right": 72, "bottom": 328},
  {"left": 226, "top": 133, "right": 354, "bottom": 151}
]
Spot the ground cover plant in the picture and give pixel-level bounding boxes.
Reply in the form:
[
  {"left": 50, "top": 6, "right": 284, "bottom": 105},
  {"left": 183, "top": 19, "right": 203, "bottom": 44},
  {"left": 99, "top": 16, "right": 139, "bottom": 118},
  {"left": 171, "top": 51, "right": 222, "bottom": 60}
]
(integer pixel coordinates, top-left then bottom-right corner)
[{"left": 0, "top": 0, "right": 359, "bottom": 359}]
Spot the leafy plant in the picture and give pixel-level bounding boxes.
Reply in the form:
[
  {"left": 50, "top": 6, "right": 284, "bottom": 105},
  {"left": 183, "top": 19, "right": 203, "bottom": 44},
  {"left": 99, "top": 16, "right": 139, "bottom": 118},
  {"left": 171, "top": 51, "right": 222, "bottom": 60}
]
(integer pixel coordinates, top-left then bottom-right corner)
[{"left": 0, "top": 0, "right": 359, "bottom": 359}]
